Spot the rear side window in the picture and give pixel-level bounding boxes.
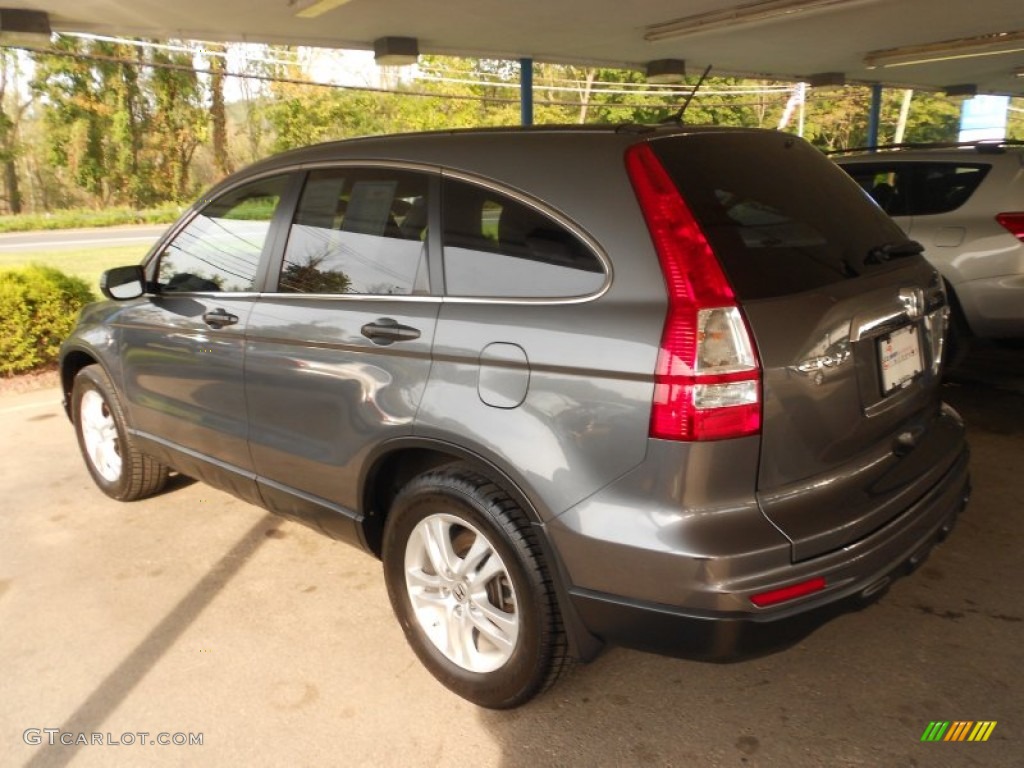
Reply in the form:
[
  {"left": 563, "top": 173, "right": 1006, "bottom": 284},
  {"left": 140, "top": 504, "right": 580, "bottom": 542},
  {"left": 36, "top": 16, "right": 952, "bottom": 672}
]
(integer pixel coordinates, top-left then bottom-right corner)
[
  {"left": 841, "top": 162, "right": 990, "bottom": 216},
  {"left": 651, "top": 133, "right": 909, "bottom": 301},
  {"left": 442, "top": 177, "right": 604, "bottom": 298},
  {"left": 279, "top": 168, "right": 430, "bottom": 295},
  {"left": 157, "top": 175, "right": 287, "bottom": 292}
]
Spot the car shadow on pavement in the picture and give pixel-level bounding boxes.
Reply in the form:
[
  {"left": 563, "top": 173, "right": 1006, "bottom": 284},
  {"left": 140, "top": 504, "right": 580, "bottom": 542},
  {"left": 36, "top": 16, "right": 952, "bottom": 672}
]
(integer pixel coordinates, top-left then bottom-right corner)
[
  {"left": 24, "top": 512, "right": 279, "bottom": 768},
  {"left": 943, "top": 340, "right": 1024, "bottom": 434}
]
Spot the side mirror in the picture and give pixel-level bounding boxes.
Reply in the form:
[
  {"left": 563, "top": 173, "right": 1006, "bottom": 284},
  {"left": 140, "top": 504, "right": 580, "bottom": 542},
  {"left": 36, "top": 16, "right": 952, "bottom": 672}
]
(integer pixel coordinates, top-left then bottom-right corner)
[{"left": 100, "top": 265, "right": 146, "bottom": 300}]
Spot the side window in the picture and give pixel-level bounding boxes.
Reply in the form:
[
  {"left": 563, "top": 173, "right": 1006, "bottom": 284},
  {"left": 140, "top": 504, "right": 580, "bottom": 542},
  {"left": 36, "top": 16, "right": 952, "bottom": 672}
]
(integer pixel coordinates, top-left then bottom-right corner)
[
  {"left": 442, "top": 178, "right": 604, "bottom": 298},
  {"left": 158, "top": 176, "right": 287, "bottom": 292},
  {"left": 843, "top": 164, "right": 913, "bottom": 217},
  {"left": 279, "top": 168, "right": 430, "bottom": 295},
  {"left": 908, "top": 163, "right": 989, "bottom": 215},
  {"left": 843, "top": 161, "right": 989, "bottom": 217}
]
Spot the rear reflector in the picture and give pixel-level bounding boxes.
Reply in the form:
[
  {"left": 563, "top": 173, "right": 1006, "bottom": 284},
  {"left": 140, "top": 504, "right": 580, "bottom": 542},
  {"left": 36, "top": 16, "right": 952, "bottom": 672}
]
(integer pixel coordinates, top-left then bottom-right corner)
[
  {"left": 995, "top": 212, "right": 1024, "bottom": 242},
  {"left": 626, "top": 142, "right": 761, "bottom": 441},
  {"left": 750, "top": 577, "right": 827, "bottom": 608}
]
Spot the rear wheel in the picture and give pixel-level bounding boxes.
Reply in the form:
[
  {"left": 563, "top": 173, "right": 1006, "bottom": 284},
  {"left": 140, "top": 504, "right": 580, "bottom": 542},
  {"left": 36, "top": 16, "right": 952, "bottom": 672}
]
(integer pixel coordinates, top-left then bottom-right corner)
[
  {"left": 382, "top": 464, "right": 568, "bottom": 708},
  {"left": 72, "top": 365, "right": 169, "bottom": 501}
]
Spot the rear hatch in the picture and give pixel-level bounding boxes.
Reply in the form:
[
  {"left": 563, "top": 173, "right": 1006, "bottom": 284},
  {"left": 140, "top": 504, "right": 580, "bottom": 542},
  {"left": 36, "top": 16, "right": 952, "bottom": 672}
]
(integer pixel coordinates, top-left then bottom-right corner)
[{"left": 650, "top": 131, "right": 958, "bottom": 561}]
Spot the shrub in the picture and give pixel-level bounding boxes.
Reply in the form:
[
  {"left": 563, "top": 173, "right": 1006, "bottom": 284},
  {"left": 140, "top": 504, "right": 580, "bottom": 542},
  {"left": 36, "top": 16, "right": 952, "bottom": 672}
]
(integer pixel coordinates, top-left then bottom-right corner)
[
  {"left": 0, "top": 265, "right": 96, "bottom": 375},
  {"left": 0, "top": 205, "right": 185, "bottom": 233}
]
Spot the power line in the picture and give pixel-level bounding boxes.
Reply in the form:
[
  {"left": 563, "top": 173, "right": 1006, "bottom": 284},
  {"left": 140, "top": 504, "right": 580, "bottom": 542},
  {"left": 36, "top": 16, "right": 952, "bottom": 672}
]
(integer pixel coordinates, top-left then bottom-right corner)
[{"left": 13, "top": 42, "right": 790, "bottom": 111}]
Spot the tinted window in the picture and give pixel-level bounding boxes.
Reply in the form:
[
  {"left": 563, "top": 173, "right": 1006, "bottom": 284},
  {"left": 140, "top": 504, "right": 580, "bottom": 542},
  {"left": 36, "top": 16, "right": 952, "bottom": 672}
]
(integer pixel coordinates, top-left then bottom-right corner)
[
  {"left": 842, "top": 162, "right": 989, "bottom": 216},
  {"left": 442, "top": 178, "right": 604, "bottom": 298},
  {"left": 651, "top": 134, "right": 909, "bottom": 301},
  {"left": 158, "top": 176, "right": 287, "bottom": 292},
  {"left": 279, "top": 168, "right": 430, "bottom": 295}
]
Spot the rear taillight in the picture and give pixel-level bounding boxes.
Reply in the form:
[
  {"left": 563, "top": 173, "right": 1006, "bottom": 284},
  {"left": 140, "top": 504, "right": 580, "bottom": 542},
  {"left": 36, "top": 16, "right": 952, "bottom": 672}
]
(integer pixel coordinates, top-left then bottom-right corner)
[
  {"left": 995, "top": 212, "right": 1024, "bottom": 242},
  {"left": 625, "top": 143, "right": 761, "bottom": 442}
]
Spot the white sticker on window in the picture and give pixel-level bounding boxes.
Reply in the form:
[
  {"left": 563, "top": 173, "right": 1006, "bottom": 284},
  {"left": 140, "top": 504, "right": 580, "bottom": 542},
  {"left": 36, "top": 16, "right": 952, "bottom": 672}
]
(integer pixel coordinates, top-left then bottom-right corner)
[{"left": 343, "top": 181, "right": 398, "bottom": 236}]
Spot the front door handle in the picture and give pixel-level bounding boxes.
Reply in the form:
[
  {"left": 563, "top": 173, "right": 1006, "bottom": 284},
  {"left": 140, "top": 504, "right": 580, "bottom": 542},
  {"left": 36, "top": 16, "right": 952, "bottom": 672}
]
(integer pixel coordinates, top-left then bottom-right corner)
[
  {"left": 203, "top": 308, "right": 239, "bottom": 328},
  {"left": 361, "top": 317, "right": 421, "bottom": 345}
]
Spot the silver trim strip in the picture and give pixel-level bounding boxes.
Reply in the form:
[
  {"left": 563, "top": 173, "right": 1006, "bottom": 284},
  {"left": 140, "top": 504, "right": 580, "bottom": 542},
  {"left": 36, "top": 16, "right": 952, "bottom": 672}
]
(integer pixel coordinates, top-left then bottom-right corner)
[
  {"left": 149, "top": 160, "right": 616, "bottom": 307},
  {"left": 440, "top": 169, "right": 613, "bottom": 305}
]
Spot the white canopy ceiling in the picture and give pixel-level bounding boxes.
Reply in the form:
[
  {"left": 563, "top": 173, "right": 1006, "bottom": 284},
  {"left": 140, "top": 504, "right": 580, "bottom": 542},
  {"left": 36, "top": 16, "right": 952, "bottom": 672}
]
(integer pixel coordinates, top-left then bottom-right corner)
[{"left": 4, "top": 0, "right": 1023, "bottom": 95}]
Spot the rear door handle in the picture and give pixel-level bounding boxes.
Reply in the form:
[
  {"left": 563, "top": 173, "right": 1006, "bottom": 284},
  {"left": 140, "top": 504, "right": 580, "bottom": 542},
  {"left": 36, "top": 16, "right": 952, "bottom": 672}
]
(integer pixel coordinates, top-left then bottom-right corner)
[
  {"left": 361, "top": 317, "right": 421, "bottom": 345},
  {"left": 202, "top": 308, "right": 239, "bottom": 328}
]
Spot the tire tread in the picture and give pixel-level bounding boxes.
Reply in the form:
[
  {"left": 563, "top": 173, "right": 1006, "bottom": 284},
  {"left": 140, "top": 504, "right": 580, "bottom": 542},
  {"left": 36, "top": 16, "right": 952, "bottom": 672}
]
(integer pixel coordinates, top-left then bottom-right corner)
[
  {"left": 386, "top": 462, "right": 572, "bottom": 706},
  {"left": 74, "top": 365, "right": 170, "bottom": 502}
]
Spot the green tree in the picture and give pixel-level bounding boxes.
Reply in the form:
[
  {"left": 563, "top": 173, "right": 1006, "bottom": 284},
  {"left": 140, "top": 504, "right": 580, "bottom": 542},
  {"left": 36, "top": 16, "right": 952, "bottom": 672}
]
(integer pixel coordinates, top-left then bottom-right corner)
[
  {"left": 31, "top": 37, "right": 207, "bottom": 207},
  {"left": 148, "top": 46, "right": 206, "bottom": 200},
  {"left": 0, "top": 50, "right": 30, "bottom": 213},
  {"left": 207, "top": 44, "right": 233, "bottom": 177}
]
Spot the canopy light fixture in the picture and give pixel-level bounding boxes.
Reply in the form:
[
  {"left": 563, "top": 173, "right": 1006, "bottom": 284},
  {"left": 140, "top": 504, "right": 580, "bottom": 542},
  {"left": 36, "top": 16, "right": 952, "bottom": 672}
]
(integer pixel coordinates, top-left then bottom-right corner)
[
  {"left": 374, "top": 36, "right": 419, "bottom": 66},
  {"left": 0, "top": 8, "right": 51, "bottom": 46},
  {"left": 944, "top": 84, "right": 978, "bottom": 98},
  {"left": 864, "top": 30, "right": 1024, "bottom": 69},
  {"left": 291, "top": 0, "right": 353, "bottom": 19},
  {"left": 1015, "top": 67, "right": 1024, "bottom": 79},
  {"left": 645, "top": 59, "right": 686, "bottom": 84},
  {"left": 644, "top": 0, "right": 881, "bottom": 42},
  {"left": 806, "top": 72, "right": 846, "bottom": 87}
]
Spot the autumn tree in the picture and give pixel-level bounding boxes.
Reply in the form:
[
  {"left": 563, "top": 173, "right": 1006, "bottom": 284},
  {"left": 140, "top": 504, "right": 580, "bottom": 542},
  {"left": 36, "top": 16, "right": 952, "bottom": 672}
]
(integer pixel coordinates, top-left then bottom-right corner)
[{"left": 0, "top": 50, "right": 30, "bottom": 213}]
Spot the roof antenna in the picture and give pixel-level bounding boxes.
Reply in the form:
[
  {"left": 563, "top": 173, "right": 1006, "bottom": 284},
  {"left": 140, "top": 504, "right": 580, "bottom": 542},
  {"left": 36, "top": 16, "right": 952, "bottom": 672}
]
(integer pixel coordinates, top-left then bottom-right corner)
[{"left": 665, "top": 64, "right": 712, "bottom": 125}]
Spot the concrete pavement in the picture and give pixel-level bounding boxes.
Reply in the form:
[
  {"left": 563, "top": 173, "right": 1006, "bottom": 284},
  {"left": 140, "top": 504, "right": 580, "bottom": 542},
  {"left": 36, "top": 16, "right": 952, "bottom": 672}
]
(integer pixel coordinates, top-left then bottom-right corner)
[{"left": 0, "top": 348, "right": 1021, "bottom": 767}]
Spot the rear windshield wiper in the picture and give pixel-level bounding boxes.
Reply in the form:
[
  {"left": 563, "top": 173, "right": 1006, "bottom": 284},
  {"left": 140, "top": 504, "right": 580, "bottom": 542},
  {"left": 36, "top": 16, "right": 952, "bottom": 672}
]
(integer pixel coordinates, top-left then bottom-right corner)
[{"left": 866, "top": 240, "right": 924, "bottom": 265}]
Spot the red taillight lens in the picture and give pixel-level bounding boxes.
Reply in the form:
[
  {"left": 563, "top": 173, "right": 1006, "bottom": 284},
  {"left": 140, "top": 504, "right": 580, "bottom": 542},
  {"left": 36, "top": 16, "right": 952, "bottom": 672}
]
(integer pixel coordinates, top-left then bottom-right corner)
[
  {"left": 996, "top": 212, "right": 1024, "bottom": 242},
  {"left": 626, "top": 143, "right": 761, "bottom": 442},
  {"left": 750, "top": 577, "right": 827, "bottom": 608}
]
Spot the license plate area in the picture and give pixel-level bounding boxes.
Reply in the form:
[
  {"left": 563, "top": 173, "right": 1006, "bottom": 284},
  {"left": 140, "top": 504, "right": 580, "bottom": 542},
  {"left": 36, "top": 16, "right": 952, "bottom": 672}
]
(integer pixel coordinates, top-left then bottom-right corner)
[{"left": 878, "top": 324, "right": 923, "bottom": 396}]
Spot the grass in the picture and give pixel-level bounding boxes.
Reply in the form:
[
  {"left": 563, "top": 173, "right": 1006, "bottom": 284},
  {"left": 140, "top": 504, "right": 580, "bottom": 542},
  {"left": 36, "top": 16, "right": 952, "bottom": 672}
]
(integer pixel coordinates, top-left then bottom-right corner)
[
  {"left": 0, "top": 205, "right": 185, "bottom": 234},
  {"left": 0, "top": 244, "right": 152, "bottom": 290}
]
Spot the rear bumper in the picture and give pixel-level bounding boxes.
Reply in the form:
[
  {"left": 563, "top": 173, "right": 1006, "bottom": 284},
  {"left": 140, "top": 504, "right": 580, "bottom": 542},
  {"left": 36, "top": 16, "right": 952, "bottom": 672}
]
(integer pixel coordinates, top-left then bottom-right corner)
[{"left": 557, "top": 441, "right": 970, "bottom": 660}]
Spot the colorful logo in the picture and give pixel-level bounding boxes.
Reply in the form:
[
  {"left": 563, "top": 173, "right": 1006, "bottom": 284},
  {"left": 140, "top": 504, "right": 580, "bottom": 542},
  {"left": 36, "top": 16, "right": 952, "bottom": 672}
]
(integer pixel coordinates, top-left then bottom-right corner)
[{"left": 921, "top": 721, "right": 997, "bottom": 742}]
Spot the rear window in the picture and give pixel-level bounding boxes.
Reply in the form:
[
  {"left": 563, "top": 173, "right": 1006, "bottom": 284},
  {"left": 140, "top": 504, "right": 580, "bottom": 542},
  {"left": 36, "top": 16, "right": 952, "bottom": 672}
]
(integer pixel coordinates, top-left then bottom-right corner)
[
  {"left": 650, "top": 133, "right": 909, "bottom": 301},
  {"left": 839, "top": 161, "right": 990, "bottom": 216},
  {"left": 441, "top": 177, "right": 604, "bottom": 298}
]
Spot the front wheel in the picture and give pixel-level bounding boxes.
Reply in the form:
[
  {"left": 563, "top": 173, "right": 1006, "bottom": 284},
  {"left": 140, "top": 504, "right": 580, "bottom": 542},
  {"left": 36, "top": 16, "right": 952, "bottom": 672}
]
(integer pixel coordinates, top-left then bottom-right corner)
[
  {"left": 382, "top": 464, "right": 569, "bottom": 708},
  {"left": 72, "top": 365, "right": 169, "bottom": 501}
]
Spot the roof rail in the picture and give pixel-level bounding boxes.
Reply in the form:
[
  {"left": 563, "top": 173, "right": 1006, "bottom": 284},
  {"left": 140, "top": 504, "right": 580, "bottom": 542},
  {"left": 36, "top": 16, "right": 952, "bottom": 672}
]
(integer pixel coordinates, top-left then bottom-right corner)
[{"left": 827, "top": 139, "right": 1024, "bottom": 156}]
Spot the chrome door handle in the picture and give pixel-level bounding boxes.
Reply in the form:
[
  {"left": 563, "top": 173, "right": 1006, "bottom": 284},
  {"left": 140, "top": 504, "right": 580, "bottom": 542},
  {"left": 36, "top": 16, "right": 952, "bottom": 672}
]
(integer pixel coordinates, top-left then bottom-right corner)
[
  {"left": 202, "top": 309, "right": 239, "bottom": 328},
  {"left": 361, "top": 318, "right": 421, "bottom": 345}
]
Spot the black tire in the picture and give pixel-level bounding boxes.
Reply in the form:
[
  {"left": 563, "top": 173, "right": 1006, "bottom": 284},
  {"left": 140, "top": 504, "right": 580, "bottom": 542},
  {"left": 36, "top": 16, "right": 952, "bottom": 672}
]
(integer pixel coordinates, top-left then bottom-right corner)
[
  {"left": 382, "top": 464, "right": 569, "bottom": 708},
  {"left": 72, "top": 365, "right": 170, "bottom": 501},
  {"left": 943, "top": 283, "right": 972, "bottom": 372}
]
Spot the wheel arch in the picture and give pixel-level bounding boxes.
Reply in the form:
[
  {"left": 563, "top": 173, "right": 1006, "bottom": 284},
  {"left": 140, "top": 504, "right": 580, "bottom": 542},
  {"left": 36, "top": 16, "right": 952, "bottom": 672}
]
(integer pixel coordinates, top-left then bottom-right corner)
[
  {"left": 60, "top": 348, "right": 101, "bottom": 422},
  {"left": 360, "top": 437, "right": 603, "bottom": 662},
  {"left": 359, "top": 437, "right": 550, "bottom": 558}
]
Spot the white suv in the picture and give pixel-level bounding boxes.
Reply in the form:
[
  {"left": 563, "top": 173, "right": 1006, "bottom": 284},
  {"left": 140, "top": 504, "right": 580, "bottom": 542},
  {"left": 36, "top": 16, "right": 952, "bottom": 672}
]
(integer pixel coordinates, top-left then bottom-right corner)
[{"left": 835, "top": 142, "right": 1024, "bottom": 350}]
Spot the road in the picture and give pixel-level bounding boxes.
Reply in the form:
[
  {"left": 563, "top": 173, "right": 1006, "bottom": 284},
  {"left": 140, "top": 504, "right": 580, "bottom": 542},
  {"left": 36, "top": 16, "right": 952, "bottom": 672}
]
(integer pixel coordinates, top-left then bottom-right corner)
[
  {"left": 0, "top": 225, "right": 170, "bottom": 253},
  {"left": 0, "top": 349, "right": 1021, "bottom": 767}
]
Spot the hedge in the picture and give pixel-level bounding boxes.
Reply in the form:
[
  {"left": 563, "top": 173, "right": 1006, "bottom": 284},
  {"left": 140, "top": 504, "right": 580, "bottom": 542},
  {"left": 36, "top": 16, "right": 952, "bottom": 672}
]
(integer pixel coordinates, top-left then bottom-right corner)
[{"left": 0, "top": 265, "right": 96, "bottom": 375}]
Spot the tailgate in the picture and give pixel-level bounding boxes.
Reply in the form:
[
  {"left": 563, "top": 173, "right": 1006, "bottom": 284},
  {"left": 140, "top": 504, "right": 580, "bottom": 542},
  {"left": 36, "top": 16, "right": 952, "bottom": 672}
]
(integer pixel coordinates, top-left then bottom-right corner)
[
  {"left": 744, "top": 261, "right": 956, "bottom": 561},
  {"left": 650, "top": 131, "right": 962, "bottom": 561}
]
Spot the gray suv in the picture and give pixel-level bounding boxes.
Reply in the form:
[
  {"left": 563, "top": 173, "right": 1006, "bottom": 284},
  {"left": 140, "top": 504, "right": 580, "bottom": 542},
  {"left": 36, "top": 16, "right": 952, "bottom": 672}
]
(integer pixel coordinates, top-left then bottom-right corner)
[{"left": 60, "top": 126, "right": 971, "bottom": 708}]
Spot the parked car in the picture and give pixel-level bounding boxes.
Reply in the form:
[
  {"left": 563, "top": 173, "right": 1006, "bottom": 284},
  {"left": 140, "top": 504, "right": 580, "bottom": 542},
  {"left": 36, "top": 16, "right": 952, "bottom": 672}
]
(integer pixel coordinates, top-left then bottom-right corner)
[
  {"left": 834, "top": 141, "right": 1024, "bottom": 355},
  {"left": 61, "top": 126, "right": 971, "bottom": 708}
]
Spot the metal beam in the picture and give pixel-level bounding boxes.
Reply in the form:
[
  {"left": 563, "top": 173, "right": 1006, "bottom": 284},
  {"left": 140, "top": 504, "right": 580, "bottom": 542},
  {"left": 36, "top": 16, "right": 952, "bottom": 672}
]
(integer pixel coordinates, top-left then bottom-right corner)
[
  {"left": 520, "top": 57, "right": 533, "bottom": 126},
  {"left": 867, "top": 83, "right": 883, "bottom": 150}
]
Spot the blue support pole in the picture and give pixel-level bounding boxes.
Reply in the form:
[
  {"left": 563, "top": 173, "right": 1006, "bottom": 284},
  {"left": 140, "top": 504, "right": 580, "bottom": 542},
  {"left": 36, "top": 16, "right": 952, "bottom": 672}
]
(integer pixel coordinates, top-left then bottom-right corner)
[
  {"left": 867, "top": 84, "right": 883, "bottom": 151},
  {"left": 520, "top": 58, "right": 533, "bottom": 126}
]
